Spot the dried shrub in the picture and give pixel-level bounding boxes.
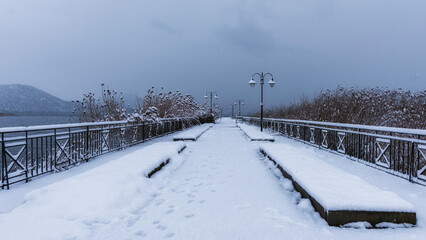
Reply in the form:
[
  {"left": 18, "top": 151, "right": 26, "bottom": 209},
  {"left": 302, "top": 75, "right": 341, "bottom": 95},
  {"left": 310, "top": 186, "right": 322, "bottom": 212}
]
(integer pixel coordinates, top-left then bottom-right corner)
[
  {"left": 131, "top": 86, "right": 207, "bottom": 121},
  {"left": 73, "top": 85, "right": 207, "bottom": 122},
  {"left": 72, "top": 83, "right": 127, "bottom": 122},
  {"left": 262, "top": 87, "right": 425, "bottom": 129}
]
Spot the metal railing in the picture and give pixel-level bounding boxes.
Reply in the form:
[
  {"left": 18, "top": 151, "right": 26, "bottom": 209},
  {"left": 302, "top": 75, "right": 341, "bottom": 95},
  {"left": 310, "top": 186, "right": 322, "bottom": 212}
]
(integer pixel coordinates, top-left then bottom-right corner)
[
  {"left": 238, "top": 116, "right": 426, "bottom": 184},
  {"left": 1, "top": 118, "right": 199, "bottom": 189}
]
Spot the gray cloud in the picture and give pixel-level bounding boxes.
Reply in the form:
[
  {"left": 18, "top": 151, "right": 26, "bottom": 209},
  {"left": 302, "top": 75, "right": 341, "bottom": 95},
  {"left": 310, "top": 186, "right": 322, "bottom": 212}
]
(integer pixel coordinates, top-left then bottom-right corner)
[
  {"left": 0, "top": 0, "right": 425, "bottom": 115},
  {"left": 217, "top": 18, "right": 275, "bottom": 54},
  {"left": 150, "top": 19, "right": 181, "bottom": 35}
]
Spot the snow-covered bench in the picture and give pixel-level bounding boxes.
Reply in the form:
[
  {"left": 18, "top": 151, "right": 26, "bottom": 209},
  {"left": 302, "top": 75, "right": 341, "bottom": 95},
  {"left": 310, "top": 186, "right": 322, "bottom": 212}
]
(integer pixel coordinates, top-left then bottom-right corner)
[
  {"left": 260, "top": 143, "right": 416, "bottom": 227},
  {"left": 173, "top": 124, "right": 213, "bottom": 141},
  {"left": 140, "top": 142, "right": 186, "bottom": 177},
  {"left": 238, "top": 124, "right": 275, "bottom": 142},
  {"left": 96, "top": 141, "right": 185, "bottom": 178}
]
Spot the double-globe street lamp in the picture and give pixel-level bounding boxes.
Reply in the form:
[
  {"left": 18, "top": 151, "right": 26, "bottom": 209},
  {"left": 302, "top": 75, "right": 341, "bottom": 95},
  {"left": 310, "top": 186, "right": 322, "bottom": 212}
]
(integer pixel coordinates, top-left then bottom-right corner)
[
  {"left": 248, "top": 72, "right": 276, "bottom": 131},
  {"left": 204, "top": 91, "right": 219, "bottom": 114},
  {"left": 230, "top": 103, "right": 237, "bottom": 118},
  {"left": 235, "top": 99, "right": 245, "bottom": 117}
]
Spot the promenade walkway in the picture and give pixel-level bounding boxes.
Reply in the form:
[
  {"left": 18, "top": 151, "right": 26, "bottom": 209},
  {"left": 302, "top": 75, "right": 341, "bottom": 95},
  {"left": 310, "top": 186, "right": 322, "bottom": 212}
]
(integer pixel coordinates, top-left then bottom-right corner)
[
  {"left": 130, "top": 118, "right": 306, "bottom": 239},
  {"left": 0, "top": 118, "right": 425, "bottom": 240}
]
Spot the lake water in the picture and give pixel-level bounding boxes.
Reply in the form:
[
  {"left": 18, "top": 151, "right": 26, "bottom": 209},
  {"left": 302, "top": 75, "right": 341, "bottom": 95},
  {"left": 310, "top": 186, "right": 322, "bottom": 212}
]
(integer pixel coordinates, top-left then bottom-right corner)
[{"left": 0, "top": 115, "right": 77, "bottom": 128}]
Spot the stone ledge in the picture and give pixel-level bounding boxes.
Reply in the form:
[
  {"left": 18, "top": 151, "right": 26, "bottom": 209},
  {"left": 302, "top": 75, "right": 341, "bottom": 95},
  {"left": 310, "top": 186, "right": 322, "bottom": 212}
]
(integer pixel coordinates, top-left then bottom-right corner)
[
  {"left": 147, "top": 145, "right": 186, "bottom": 178},
  {"left": 260, "top": 149, "right": 417, "bottom": 227}
]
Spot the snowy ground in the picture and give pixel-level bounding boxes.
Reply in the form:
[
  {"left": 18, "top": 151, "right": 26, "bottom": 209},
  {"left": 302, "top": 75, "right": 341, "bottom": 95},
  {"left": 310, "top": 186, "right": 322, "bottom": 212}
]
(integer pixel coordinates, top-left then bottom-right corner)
[{"left": 0, "top": 118, "right": 425, "bottom": 239}]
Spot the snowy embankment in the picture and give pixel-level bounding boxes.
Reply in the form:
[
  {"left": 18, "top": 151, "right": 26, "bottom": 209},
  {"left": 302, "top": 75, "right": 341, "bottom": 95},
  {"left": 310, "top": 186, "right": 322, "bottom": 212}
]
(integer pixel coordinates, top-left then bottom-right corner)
[
  {"left": 173, "top": 123, "right": 213, "bottom": 141},
  {"left": 238, "top": 123, "right": 275, "bottom": 141},
  {"left": 260, "top": 143, "right": 416, "bottom": 227},
  {"left": 0, "top": 142, "right": 186, "bottom": 240}
]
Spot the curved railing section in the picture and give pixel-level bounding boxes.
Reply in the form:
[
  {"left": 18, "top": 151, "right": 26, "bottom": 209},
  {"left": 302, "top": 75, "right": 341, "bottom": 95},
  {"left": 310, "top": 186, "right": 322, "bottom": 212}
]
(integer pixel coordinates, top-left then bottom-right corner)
[
  {"left": 1, "top": 118, "right": 199, "bottom": 189},
  {"left": 238, "top": 116, "right": 426, "bottom": 184}
]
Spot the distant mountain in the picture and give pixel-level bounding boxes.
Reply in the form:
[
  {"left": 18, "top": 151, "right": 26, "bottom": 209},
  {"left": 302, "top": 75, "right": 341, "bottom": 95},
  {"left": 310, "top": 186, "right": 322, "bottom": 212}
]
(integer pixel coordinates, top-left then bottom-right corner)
[{"left": 0, "top": 84, "right": 73, "bottom": 115}]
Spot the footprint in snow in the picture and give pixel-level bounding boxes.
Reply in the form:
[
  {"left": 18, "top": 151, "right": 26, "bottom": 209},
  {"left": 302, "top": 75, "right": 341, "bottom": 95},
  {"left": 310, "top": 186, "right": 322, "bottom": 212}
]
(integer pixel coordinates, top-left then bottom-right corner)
[
  {"left": 187, "top": 199, "right": 194, "bottom": 204},
  {"left": 126, "top": 217, "right": 139, "bottom": 227},
  {"left": 236, "top": 203, "right": 251, "bottom": 209},
  {"left": 153, "top": 220, "right": 160, "bottom": 225},
  {"left": 165, "top": 233, "right": 175, "bottom": 238},
  {"left": 186, "top": 193, "right": 196, "bottom": 198},
  {"left": 155, "top": 199, "right": 165, "bottom": 206},
  {"left": 166, "top": 209, "right": 174, "bottom": 215},
  {"left": 82, "top": 219, "right": 110, "bottom": 227},
  {"left": 135, "top": 231, "right": 147, "bottom": 237},
  {"left": 157, "top": 225, "right": 167, "bottom": 231},
  {"left": 185, "top": 214, "right": 195, "bottom": 218}
]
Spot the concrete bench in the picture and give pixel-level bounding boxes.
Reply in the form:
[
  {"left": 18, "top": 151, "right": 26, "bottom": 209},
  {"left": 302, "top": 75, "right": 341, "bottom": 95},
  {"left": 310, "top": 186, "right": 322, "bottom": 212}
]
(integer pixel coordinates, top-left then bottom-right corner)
[
  {"left": 173, "top": 124, "right": 213, "bottom": 141},
  {"left": 260, "top": 143, "right": 416, "bottom": 227},
  {"left": 238, "top": 124, "right": 275, "bottom": 142},
  {"left": 142, "top": 142, "right": 186, "bottom": 178}
]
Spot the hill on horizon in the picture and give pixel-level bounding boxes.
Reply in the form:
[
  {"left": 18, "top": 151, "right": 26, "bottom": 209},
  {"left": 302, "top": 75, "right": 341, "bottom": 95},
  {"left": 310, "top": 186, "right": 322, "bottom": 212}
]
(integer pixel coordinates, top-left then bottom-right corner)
[{"left": 0, "top": 84, "right": 73, "bottom": 115}]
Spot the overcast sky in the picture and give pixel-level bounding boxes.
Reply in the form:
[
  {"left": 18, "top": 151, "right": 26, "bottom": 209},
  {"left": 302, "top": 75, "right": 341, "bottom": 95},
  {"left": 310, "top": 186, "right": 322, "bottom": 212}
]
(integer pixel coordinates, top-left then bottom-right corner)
[{"left": 1, "top": 0, "right": 425, "bottom": 114}]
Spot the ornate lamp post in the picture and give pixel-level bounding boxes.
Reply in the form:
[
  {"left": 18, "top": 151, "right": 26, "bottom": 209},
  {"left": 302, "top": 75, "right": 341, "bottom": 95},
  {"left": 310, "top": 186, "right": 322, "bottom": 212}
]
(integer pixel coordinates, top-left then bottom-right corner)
[
  {"left": 236, "top": 99, "right": 245, "bottom": 116},
  {"left": 204, "top": 91, "right": 219, "bottom": 114},
  {"left": 230, "top": 103, "right": 237, "bottom": 118},
  {"left": 249, "top": 72, "right": 276, "bottom": 131}
]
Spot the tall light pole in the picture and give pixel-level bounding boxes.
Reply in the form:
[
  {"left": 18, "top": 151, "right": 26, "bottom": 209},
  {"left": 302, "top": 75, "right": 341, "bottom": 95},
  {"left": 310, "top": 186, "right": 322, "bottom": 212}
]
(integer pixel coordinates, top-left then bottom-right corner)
[
  {"left": 236, "top": 99, "right": 244, "bottom": 116},
  {"left": 230, "top": 103, "right": 237, "bottom": 118},
  {"left": 204, "top": 91, "right": 219, "bottom": 114},
  {"left": 249, "top": 72, "right": 276, "bottom": 131}
]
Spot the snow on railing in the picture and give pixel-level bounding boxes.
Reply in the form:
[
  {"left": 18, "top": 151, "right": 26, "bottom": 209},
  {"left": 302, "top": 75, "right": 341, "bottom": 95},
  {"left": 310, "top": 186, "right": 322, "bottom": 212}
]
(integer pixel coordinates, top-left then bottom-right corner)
[
  {"left": 0, "top": 118, "right": 200, "bottom": 190},
  {"left": 238, "top": 116, "right": 426, "bottom": 184}
]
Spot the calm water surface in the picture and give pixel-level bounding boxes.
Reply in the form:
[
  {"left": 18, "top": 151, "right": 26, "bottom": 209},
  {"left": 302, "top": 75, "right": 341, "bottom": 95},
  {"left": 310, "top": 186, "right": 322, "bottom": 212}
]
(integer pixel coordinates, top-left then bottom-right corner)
[{"left": 0, "top": 116, "right": 77, "bottom": 128}]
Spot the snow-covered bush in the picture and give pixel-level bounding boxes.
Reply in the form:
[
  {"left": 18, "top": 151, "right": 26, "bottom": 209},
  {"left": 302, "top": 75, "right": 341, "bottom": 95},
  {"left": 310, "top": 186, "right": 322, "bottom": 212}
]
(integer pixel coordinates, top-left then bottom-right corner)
[
  {"left": 72, "top": 83, "right": 127, "bottom": 122},
  {"left": 73, "top": 85, "right": 207, "bottom": 123},
  {"left": 133, "top": 86, "right": 207, "bottom": 121},
  {"left": 72, "top": 92, "right": 103, "bottom": 122},
  {"left": 128, "top": 106, "right": 160, "bottom": 123},
  {"left": 262, "top": 87, "right": 425, "bottom": 129}
]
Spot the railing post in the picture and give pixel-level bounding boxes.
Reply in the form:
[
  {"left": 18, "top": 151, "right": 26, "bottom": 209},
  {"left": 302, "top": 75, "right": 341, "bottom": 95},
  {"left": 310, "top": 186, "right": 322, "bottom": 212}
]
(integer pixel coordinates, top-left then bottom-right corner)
[
  {"left": 122, "top": 123, "right": 126, "bottom": 149},
  {"left": 1, "top": 133, "right": 4, "bottom": 189},
  {"left": 108, "top": 124, "right": 111, "bottom": 151},
  {"left": 357, "top": 129, "right": 361, "bottom": 160},
  {"left": 409, "top": 141, "right": 414, "bottom": 182},
  {"left": 142, "top": 122, "right": 145, "bottom": 142},
  {"left": 54, "top": 129, "right": 57, "bottom": 169},
  {"left": 85, "top": 126, "right": 89, "bottom": 160},
  {"left": 1, "top": 133, "right": 9, "bottom": 190},
  {"left": 68, "top": 128, "right": 71, "bottom": 165},
  {"left": 25, "top": 131, "right": 29, "bottom": 182}
]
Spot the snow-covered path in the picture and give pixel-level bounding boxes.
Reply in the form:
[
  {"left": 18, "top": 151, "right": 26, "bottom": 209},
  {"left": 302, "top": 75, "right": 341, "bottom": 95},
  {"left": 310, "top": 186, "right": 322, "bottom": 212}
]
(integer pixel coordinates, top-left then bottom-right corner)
[
  {"left": 129, "top": 118, "right": 309, "bottom": 239},
  {"left": 1, "top": 118, "right": 425, "bottom": 240},
  {"left": 115, "top": 119, "right": 426, "bottom": 240}
]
